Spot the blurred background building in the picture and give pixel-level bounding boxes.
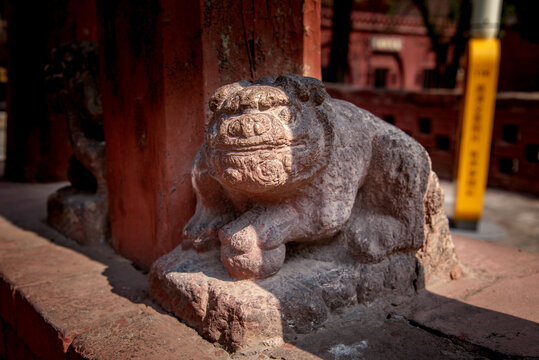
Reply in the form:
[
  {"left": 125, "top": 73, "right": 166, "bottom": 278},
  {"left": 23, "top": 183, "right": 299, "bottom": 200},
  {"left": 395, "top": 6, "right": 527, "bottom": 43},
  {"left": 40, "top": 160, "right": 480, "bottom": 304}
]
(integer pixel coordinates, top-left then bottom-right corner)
[{"left": 320, "top": 0, "right": 539, "bottom": 194}]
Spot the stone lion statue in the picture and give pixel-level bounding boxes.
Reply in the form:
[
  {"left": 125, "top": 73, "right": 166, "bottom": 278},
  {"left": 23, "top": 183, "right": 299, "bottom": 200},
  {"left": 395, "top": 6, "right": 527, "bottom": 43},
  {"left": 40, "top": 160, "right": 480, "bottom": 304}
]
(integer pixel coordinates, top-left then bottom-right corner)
[
  {"left": 183, "top": 74, "right": 436, "bottom": 279},
  {"left": 46, "top": 42, "right": 108, "bottom": 244}
]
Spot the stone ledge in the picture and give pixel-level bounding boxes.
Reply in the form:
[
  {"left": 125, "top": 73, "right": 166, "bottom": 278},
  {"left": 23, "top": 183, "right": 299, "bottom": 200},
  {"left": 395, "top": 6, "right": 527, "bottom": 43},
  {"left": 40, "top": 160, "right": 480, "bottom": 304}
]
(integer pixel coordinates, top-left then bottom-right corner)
[
  {"left": 1, "top": 182, "right": 538, "bottom": 359},
  {"left": 0, "top": 215, "right": 229, "bottom": 360},
  {"left": 403, "top": 236, "right": 539, "bottom": 358}
]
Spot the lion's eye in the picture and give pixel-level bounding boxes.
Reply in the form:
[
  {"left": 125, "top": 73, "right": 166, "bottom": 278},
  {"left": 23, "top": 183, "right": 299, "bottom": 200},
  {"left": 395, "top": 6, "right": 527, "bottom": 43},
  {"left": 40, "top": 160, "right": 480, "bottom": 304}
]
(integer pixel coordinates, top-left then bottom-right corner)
[
  {"left": 258, "top": 99, "right": 271, "bottom": 111},
  {"left": 253, "top": 117, "right": 271, "bottom": 135},
  {"left": 279, "top": 108, "right": 295, "bottom": 124},
  {"left": 228, "top": 120, "right": 242, "bottom": 137}
]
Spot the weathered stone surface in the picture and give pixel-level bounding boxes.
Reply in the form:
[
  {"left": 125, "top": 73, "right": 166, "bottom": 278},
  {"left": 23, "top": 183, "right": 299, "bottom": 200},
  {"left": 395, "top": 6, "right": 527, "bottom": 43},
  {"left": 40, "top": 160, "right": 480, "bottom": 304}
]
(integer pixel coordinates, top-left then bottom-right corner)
[
  {"left": 150, "top": 75, "right": 458, "bottom": 351},
  {"left": 418, "top": 172, "right": 460, "bottom": 285},
  {"left": 150, "top": 245, "right": 428, "bottom": 352},
  {"left": 46, "top": 42, "right": 108, "bottom": 244},
  {"left": 150, "top": 249, "right": 283, "bottom": 353},
  {"left": 47, "top": 186, "right": 107, "bottom": 244}
]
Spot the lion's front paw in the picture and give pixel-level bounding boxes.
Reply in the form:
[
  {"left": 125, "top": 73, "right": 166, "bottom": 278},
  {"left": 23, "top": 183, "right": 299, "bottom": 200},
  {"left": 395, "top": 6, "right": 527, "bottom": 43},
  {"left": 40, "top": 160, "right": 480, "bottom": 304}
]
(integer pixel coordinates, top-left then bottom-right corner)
[
  {"left": 220, "top": 243, "right": 286, "bottom": 279},
  {"left": 182, "top": 214, "right": 232, "bottom": 251}
]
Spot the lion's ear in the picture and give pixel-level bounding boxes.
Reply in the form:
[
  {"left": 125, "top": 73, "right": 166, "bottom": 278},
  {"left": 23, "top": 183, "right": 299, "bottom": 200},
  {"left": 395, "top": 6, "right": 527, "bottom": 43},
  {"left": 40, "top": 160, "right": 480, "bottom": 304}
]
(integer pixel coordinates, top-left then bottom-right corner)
[
  {"left": 311, "top": 85, "right": 327, "bottom": 105},
  {"left": 302, "top": 77, "right": 327, "bottom": 106},
  {"left": 209, "top": 81, "right": 250, "bottom": 112},
  {"left": 275, "top": 74, "right": 327, "bottom": 105},
  {"left": 275, "top": 74, "right": 309, "bottom": 102}
]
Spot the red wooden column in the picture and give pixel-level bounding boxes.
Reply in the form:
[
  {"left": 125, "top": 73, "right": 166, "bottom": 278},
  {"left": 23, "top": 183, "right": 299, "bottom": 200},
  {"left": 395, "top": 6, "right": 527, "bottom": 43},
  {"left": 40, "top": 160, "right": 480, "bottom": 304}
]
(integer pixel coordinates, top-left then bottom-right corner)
[{"left": 97, "top": 0, "right": 321, "bottom": 269}]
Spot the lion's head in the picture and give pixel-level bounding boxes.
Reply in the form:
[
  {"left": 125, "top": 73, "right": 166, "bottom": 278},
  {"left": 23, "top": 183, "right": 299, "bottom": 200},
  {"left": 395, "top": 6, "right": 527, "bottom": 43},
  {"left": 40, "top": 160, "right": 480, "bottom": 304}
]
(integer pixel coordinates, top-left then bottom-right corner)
[{"left": 205, "top": 74, "right": 333, "bottom": 195}]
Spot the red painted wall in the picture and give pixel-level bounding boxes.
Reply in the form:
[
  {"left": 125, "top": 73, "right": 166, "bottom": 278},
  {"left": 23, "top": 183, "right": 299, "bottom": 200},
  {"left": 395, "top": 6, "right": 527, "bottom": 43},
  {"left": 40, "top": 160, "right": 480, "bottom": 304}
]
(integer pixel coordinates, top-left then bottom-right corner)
[{"left": 498, "top": 29, "right": 539, "bottom": 92}]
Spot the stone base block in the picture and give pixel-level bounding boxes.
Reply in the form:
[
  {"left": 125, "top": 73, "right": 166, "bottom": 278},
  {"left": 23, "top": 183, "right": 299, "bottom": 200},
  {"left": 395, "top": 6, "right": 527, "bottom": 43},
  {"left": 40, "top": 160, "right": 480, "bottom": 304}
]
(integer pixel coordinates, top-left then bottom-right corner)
[
  {"left": 149, "top": 242, "right": 422, "bottom": 352},
  {"left": 47, "top": 186, "right": 108, "bottom": 244},
  {"left": 149, "top": 172, "right": 459, "bottom": 352}
]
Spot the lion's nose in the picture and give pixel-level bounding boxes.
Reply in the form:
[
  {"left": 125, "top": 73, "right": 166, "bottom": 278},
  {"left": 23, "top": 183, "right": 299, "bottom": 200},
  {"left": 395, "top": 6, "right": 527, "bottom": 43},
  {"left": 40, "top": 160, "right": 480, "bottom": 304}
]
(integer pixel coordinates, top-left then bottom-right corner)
[{"left": 228, "top": 116, "right": 270, "bottom": 138}]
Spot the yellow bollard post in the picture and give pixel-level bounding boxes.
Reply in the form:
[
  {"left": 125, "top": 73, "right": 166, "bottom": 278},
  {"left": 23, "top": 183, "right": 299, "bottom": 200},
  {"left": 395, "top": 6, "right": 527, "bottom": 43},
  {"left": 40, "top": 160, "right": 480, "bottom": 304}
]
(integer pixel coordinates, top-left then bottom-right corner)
[
  {"left": 453, "top": 38, "right": 500, "bottom": 229},
  {"left": 453, "top": 0, "right": 502, "bottom": 230}
]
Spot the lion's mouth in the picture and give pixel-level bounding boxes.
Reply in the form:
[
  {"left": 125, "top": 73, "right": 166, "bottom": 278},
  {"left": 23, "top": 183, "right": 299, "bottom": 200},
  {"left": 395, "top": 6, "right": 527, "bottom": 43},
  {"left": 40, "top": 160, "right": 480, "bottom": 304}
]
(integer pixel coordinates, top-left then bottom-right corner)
[
  {"left": 218, "top": 144, "right": 287, "bottom": 154},
  {"left": 212, "top": 140, "right": 309, "bottom": 155}
]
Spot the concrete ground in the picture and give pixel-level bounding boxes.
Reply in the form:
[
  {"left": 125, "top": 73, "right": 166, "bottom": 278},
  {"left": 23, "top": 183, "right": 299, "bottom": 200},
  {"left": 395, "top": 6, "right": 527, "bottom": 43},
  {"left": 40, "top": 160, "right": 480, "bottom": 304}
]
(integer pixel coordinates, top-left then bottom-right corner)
[
  {"left": 0, "top": 178, "right": 537, "bottom": 359},
  {"left": 441, "top": 180, "right": 539, "bottom": 253}
]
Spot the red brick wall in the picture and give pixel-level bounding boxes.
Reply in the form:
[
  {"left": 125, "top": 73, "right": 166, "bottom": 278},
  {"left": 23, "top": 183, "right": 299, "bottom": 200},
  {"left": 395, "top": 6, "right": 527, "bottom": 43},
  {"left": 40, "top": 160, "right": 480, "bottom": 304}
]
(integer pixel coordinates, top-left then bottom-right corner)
[{"left": 326, "top": 84, "right": 539, "bottom": 195}]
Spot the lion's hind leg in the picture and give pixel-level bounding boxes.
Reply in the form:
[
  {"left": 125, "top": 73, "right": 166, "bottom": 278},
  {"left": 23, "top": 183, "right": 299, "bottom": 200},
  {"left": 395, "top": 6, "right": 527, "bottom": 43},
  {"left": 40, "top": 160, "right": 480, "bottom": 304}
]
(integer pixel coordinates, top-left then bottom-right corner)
[{"left": 345, "top": 129, "right": 431, "bottom": 262}]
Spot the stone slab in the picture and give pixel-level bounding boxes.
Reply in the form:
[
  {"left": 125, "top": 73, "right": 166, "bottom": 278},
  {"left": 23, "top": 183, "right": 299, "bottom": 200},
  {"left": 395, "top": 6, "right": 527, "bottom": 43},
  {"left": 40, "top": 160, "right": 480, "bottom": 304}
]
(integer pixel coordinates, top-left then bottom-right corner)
[
  {"left": 0, "top": 207, "right": 225, "bottom": 359},
  {"left": 1, "top": 180, "right": 538, "bottom": 359},
  {"left": 150, "top": 244, "right": 422, "bottom": 352},
  {"left": 47, "top": 186, "right": 108, "bottom": 245},
  {"left": 408, "top": 296, "right": 539, "bottom": 358},
  {"left": 451, "top": 235, "right": 539, "bottom": 278},
  {"left": 463, "top": 273, "right": 539, "bottom": 322},
  {"left": 0, "top": 244, "right": 104, "bottom": 286},
  {"left": 68, "top": 310, "right": 230, "bottom": 360},
  {"left": 0, "top": 220, "right": 49, "bottom": 252},
  {"left": 403, "top": 235, "right": 539, "bottom": 358},
  {"left": 284, "top": 307, "right": 487, "bottom": 360}
]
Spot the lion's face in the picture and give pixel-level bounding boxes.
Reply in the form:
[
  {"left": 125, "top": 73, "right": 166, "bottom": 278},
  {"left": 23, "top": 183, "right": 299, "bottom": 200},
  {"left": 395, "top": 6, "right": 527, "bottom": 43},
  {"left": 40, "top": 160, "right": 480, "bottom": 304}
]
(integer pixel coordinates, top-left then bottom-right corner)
[{"left": 205, "top": 78, "right": 331, "bottom": 195}]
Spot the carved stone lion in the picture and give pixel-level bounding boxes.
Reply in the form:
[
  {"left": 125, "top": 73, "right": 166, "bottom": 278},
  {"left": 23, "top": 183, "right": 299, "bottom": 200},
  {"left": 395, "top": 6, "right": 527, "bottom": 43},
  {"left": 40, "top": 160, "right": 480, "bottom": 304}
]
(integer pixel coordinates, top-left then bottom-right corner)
[
  {"left": 183, "top": 74, "right": 434, "bottom": 279},
  {"left": 150, "top": 75, "right": 458, "bottom": 350},
  {"left": 46, "top": 42, "right": 108, "bottom": 244}
]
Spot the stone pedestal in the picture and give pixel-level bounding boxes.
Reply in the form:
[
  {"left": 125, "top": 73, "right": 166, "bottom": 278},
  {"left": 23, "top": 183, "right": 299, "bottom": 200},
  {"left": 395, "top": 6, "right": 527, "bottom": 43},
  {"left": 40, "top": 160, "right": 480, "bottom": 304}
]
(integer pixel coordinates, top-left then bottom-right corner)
[
  {"left": 47, "top": 186, "right": 108, "bottom": 244},
  {"left": 150, "top": 249, "right": 283, "bottom": 353},
  {"left": 150, "top": 172, "right": 457, "bottom": 352},
  {"left": 150, "top": 243, "right": 440, "bottom": 353}
]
